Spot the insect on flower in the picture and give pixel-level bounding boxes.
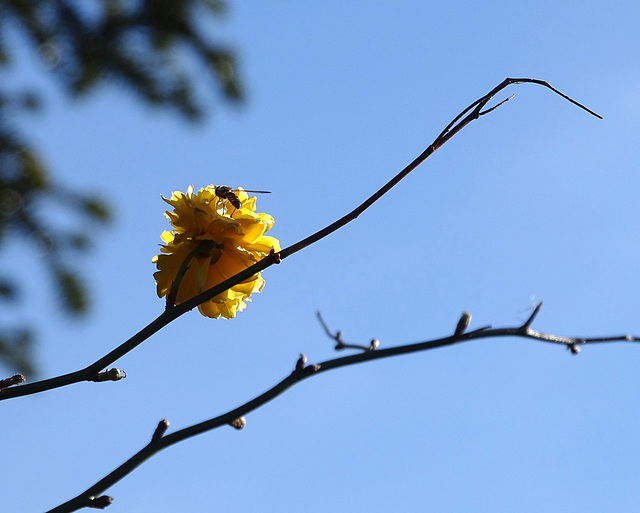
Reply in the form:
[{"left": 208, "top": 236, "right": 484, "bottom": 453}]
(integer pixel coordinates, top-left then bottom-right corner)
[
  {"left": 153, "top": 184, "right": 280, "bottom": 319},
  {"left": 214, "top": 186, "right": 271, "bottom": 210}
]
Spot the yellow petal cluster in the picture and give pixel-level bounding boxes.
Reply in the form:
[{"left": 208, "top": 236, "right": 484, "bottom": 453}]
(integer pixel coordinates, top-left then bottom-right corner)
[{"left": 152, "top": 185, "right": 280, "bottom": 319}]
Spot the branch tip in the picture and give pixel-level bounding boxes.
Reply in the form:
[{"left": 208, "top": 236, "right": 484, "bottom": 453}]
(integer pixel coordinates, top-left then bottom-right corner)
[
  {"left": 317, "top": 312, "right": 379, "bottom": 352},
  {"left": 479, "top": 94, "right": 515, "bottom": 116},
  {"left": 151, "top": 419, "right": 170, "bottom": 442},
  {"left": 522, "top": 302, "right": 543, "bottom": 329},
  {"left": 504, "top": 78, "right": 603, "bottom": 119},
  {"left": 295, "top": 353, "right": 307, "bottom": 372},
  {"left": 454, "top": 311, "right": 472, "bottom": 336},
  {"left": 316, "top": 311, "right": 335, "bottom": 339}
]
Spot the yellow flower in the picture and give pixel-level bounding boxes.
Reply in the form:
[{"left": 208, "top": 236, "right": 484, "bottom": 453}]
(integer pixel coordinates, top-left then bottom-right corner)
[{"left": 152, "top": 185, "right": 280, "bottom": 319}]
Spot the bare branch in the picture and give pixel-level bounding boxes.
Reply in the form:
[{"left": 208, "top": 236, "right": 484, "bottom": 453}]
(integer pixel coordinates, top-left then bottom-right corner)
[
  {"left": 279, "top": 78, "right": 599, "bottom": 260},
  {"left": 44, "top": 304, "right": 637, "bottom": 512},
  {"left": 317, "top": 311, "right": 376, "bottom": 352},
  {"left": 0, "top": 78, "right": 600, "bottom": 401}
]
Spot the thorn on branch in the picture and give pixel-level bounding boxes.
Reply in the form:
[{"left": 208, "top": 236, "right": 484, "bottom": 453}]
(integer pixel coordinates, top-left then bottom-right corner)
[
  {"left": 229, "top": 416, "right": 246, "bottom": 430},
  {"left": 151, "top": 419, "right": 170, "bottom": 442},
  {"left": 87, "top": 495, "right": 114, "bottom": 509},
  {"left": 0, "top": 374, "right": 26, "bottom": 390},
  {"left": 89, "top": 368, "right": 127, "bottom": 382},
  {"left": 454, "top": 312, "right": 472, "bottom": 336},
  {"left": 522, "top": 301, "right": 543, "bottom": 330}
]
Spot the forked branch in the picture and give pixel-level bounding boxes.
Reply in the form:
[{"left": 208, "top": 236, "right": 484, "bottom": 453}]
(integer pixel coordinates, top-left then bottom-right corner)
[
  {"left": 0, "top": 78, "right": 601, "bottom": 401},
  {"left": 45, "top": 303, "right": 636, "bottom": 513}
]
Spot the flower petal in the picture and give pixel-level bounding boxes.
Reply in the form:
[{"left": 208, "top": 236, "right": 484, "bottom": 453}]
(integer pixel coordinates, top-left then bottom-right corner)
[{"left": 152, "top": 185, "right": 279, "bottom": 319}]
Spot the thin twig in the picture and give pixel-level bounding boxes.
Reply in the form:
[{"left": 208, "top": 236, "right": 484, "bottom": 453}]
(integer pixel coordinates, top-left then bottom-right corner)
[
  {"left": 45, "top": 304, "right": 636, "bottom": 513},
  {"left": 0, "top": 78, "right": 601, "bottom": 401},
  {"left": 522, "top": 301, "right": 544, "bottom": 329},
  {"left": 480, "top": 94, "right": 515, "bottom": 115},
  {"left": 316, "top": 311, "right": 376, "bottom": 352}
]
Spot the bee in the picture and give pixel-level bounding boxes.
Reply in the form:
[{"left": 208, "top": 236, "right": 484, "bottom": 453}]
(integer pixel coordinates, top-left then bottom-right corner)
[{"left": 214, "top": 186, "right": 271, "bottom": 210}]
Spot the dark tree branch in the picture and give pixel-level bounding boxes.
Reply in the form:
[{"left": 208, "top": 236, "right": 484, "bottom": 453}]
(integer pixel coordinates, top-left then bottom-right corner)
[
  {"left": 0, "top": 78, "right": 601, "bottom": 401},
  {"left": 316, "top": 311, "right": 378, "bottom": 352},
  {"left": 44, "top": 303, "right": 637, "bottom": 513}
]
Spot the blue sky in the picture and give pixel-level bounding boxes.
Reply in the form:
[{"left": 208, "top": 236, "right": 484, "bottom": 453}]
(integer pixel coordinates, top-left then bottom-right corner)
[{"left": 3, "top": 1, "right": 640, "bottom": 512}]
